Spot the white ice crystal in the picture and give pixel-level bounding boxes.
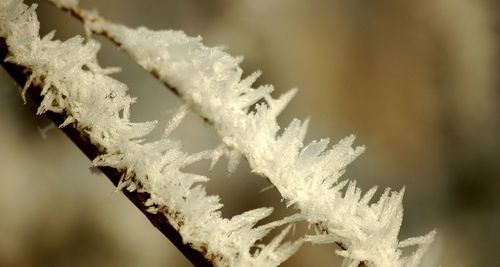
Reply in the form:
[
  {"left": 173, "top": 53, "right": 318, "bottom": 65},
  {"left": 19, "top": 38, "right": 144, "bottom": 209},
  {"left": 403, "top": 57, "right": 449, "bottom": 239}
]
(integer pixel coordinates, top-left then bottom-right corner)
[
  {"left": 2, "top": 0, "right": 437, "bottom": 265},
  {"left": 0, "top": 1, "right": 303, "bottom": 266},
  {"left": 52, "top": 6, "right": 437, "bottom": 267}
]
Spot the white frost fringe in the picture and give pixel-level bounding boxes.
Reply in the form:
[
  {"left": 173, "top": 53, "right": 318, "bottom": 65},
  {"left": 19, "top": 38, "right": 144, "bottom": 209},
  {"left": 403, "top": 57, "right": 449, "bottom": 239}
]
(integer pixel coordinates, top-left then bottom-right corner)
[
  {"left": 1, "top": 0, "right": 436, "bottom": 266},
  {"left": 0, "top": 1, "right": 302, "bottom": 266}
]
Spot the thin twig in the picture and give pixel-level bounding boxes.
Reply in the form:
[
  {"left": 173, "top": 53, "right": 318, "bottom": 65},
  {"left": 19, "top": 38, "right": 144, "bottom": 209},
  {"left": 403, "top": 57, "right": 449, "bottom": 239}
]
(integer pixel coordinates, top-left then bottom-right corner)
[
  {"left": 49, "top": 3, "right": 367, "bottom": 266},
  {"left": 0, "top": 37, "right": 213, "bottom": 267}
]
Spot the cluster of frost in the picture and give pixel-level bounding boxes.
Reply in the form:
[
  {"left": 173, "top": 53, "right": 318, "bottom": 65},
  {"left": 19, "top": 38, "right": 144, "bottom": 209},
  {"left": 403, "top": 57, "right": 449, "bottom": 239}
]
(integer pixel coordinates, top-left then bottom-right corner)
[
  {"left": 55, "top": 6, "right": 437, "bottom": 267},
  {"left": 0, "top": 1, "right": 303, "bottom": 266}
]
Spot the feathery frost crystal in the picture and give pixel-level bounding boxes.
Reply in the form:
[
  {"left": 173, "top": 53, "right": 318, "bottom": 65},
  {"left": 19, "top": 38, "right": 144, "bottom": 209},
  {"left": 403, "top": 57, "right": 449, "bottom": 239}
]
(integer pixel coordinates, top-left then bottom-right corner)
[
  {"left": 1, "top": 0, "right": 436, "bottom": 266},
  {"left": 0, "top": 1, "right": 301, "bottom": 266}
]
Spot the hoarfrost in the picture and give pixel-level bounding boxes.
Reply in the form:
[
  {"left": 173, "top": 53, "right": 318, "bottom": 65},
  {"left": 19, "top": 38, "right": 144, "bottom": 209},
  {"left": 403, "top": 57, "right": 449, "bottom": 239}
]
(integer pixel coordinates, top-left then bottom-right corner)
[
  {"left": 0, "top": 1, "right": 302, "bottom": 266},
  {"left": 1, "top": 0, "right": 437, "bottom": 266},
  {"left": 85, "top": 13, "right": 436, "bottom": 267}
]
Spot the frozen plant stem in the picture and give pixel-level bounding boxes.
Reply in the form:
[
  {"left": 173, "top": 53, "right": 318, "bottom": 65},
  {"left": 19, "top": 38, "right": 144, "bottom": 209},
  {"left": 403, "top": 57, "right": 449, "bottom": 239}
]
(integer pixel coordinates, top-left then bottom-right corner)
[
  {"left": 48, "top": 1, "right": 436, "bottom": 266},
  {"left": 0, "top": 37, "right": 212, "bottom": 267},
  {"left": 1, "top": 0, "right": 436, "bottom": 266},
  {"left": 48, "top": 1, "right": 366, "bottom": 261},
  {"left": 1, "top": 1, "right": 303, "bottom": 266}
]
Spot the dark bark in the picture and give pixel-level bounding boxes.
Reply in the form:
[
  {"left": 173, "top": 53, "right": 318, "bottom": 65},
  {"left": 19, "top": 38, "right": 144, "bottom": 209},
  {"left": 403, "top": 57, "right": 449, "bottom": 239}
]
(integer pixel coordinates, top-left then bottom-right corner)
[{"left": 1, "top": 37, "right": 213, "bottom": 267}]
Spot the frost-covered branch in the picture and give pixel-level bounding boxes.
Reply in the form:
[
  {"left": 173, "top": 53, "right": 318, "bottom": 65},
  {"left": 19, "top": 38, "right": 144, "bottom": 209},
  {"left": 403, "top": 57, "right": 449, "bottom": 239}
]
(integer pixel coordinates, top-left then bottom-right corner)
[
  {"left": 44, "top": 1, "right": 436, "bottom": 266},
  {"left": 1, "top": 0, "right": 436, "bottom": 266},
  {"left": 0, "top": 1, "right": 302, "bottom": 266},
  {"left": 0, "top": 37, "right": 213, "bottom": 266}
]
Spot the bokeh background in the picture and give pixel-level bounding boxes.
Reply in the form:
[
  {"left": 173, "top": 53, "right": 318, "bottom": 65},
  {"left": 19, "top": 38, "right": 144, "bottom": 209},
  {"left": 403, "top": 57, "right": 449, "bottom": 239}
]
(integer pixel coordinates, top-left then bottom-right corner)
[{"left": 1, "top": 0, "right": 498, "bottom": 266}]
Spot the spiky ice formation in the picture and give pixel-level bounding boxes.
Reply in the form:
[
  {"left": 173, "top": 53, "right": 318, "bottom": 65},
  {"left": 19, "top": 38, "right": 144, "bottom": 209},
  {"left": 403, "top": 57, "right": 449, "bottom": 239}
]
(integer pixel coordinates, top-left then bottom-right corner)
[
  {"left": 78, "top": 15, "right": 437, "bottom": 267},
  {"left": 0, "top": 1, "right": 303, "bottom": 266}
]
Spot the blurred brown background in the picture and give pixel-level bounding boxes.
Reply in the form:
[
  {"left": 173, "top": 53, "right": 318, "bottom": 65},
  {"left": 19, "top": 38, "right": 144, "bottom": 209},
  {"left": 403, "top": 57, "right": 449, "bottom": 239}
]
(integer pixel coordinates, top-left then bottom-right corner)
[{"left": 1, "top": 0, "right": 498, "bottom": 266}]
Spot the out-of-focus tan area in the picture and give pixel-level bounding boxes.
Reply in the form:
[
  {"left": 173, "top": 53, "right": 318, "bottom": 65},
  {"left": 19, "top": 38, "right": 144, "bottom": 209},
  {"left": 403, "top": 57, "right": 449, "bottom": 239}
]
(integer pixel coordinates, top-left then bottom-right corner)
[{"left": 1, "top": 0, "right": 498, "bottom": 266}]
